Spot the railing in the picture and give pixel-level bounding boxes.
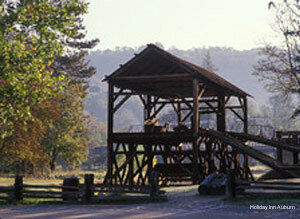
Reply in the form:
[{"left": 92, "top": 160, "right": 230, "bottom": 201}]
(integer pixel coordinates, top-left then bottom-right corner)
[
  {"left": 0, "top": 173, "right": 163, "bottom": 202},
  {"left": 226, "top": 169, "right": 300, "bottom": 199}
]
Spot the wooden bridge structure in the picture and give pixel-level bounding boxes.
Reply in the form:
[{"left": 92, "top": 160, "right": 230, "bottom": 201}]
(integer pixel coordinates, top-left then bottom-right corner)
[{"left": 103, "top": 44, "right": 300, "bottom": 186}]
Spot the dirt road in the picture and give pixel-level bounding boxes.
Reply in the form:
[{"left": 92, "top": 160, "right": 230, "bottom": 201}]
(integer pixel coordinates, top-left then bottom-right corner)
[{"left": 1, "top": 186, "right": 299, "bottom": 219}]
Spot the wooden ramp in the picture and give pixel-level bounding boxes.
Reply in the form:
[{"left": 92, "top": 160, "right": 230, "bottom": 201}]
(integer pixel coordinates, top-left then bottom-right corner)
[
  {"left": 228, "top": 132, "right": 300, "bottom": 153},
  {"left": 201, "top": 129, "right": 299, "bottom": 178}
]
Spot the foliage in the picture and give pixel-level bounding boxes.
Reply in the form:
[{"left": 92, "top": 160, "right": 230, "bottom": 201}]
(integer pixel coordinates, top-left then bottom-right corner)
[
  {"left": 253, "top": 1, "right": 300, "bottom": 103},
  {"left": 0, "top": 0, "right": 88, "bottom": 139},
  {"left": 41, "top": 84, "right": 89, "bottom": 171},
  {"left": 259, "top": 94, "right": 300, "bottom": 130},
  {"left": 202, "top": 50, "right": 219, "bottom": 72},
  {"left": 0, "top": 0, "right": 98, "bottom": 173},
  {"left": 41, "top": 1, "right": 99, "bottom": 171}
]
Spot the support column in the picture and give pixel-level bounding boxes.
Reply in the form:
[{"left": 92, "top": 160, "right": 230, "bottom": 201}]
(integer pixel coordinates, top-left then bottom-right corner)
[
  {"left": 106, "top": 83, "right": 114, "bottom": 184},
  {"left": 243, "top": 97, "right": 249, "bottom": 180},
  {"left": 192, "top": 79, "right": 200, "bottom": 184},
  {"left": 217, "top": 95, "right": 226, "bottom": 132},
  {"left": 177, "top": 101, "right": 182, "bottom": 125},
  {"left": 217, "top": 95, "right": 226, "bottom": 173},
  {"left": 145, "top": 95, "right": 153, "bottom": 184}
]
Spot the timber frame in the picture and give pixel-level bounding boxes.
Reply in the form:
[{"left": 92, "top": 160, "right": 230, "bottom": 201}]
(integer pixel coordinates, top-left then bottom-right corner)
[{"left": 103, "top": 44, "right": 252, "bottom": 186}]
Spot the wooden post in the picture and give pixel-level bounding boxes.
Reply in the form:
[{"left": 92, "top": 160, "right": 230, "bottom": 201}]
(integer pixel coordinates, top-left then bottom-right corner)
[
  {"left": 150, "top": 171, "right": 159, "bottom": 199},
  {"left": 106, "top": 83, "right": 114, "bottom": 184},
  {"left": 243, "top": 97, "right": 248, "bottom": 134},
  {"left": 243, "top": 97, "right": 249, "bottom": 180},
  {"left": 177, "top": 101, "right": 182, "bottom": 125},
  {"left": 192, "top": 79, "right": 200, "bottom": 184},
  {"left": 146, "top": 95, "right": 152, "bottom": 120},
  {"left": 217, "top": 95, "right": 226, "bottom": 174},
  {"left": 84, "top": 174, "right": 94, "bottom": 202},
  {"left": 145, "top": 95, "right": 153, "bottom": 184},
  {"left": 14, "top": 175, "right": 23, "bottom": 201},
  {"left": 129, "top": 143, "right": 134, "bottom": 186},
  {"left": 276, "top": 132, "right": 283, "bottom": 162},
  {"left": 217, "top": 95, "right": 226, "bottom": 132},
  {"left": 293, "top": 134, "right": 299, "bottom": 164},
  {"left": 226, "top": 169, "right": 236, "bottom": 199}
]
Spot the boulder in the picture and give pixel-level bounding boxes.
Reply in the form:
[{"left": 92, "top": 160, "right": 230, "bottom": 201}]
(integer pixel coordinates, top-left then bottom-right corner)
[{"left": 198, "top": 173, "right": 227, "bottom": 195}]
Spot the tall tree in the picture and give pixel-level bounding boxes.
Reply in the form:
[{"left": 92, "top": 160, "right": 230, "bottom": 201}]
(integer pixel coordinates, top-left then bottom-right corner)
[
  {"left": 39, "top": 1, "right": 99, "bottom": 171},
  {"left": 0, "top": 0, "right": 97, "bottom": 173},
  {"left": 0, "top": 0, "right": 89, "bottom": 139},
  {"left": 253, "top": 0, "right": 300, "bottom": 117},
  {"left": 202, "top": 50, "right": 219, "bottom": 72}
]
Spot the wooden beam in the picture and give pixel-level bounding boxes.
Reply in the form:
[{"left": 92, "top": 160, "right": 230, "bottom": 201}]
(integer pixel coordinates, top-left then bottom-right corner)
[
  {"left": 192, "top": 78, "right": 200, "bottom": 184},
  {"left": 106, "top": 83, "right": 114, "bottom": 183},
  {"left": 243, "top": 97, "right": 248, "bottom": 134},
  {"left": 217, "top": 95, "right": 226, "bottom": 132},
  {"left": 229, "top": 108, "right": 244, "bottom": 121},
  {"left": 150, "top": 102, "right": 167, "bottom": 119},
  {"left": 112, "top": 73, "right": 192, "bottom": 81},
  {"left": 112, "top": 88, "right": 124, "bottom": 102},
  {"left": 112, "top": 94, "right": 131, "bottom": 114}
]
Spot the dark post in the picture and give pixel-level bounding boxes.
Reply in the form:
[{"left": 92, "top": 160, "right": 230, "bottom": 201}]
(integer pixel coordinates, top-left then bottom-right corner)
[
  {"left": 84, "top": 174, "right": 94, "bottom": 202},
  {"left": 226, "top": 169, "right": 236, "bottom": 199},
  {"left": 129, "top": 143, "right": 134, "bottom": 186},
  {"left": 150, "top": 171, "right": 159, "bottom": 199},
  {"left": 243, "top": 97, "right": 249, "bottom": 180},
  {"left": 14, "top": 175, "right": 23, "bottom": 201},
  {"left": 177, "top": 101, "right": 182, "bottom": 126},
  {"left": 106, "top": 82, "right": 114, "bottom": 184},
  {"left": 293, "top": 134, "right": 299, "bottom": 164},
  {"left": 217, "top": 95, "right": 226, "bottom": 132},
  {"left": 145, "top": 95, "right": 153, "bottom": 184},
  {"left": 276, "top": 132, "right": 283, "bottom": 162},
  {"left": 192, "top": 78, "right": 200, "bottom": 184}
]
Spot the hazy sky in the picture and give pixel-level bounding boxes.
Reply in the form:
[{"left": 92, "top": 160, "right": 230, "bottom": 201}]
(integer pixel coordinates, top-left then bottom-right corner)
[{"left": 84, "top": 0, "right": 276, "bottom": 51}]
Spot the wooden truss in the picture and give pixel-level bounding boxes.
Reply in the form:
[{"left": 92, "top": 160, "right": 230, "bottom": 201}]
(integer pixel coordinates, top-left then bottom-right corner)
[{"left": 105, "top": 79, "right": 250, "bottom": 186}]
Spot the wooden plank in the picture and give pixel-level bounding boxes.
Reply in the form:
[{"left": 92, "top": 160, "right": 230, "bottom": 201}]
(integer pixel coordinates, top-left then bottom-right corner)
[
  {"left": 22, "top": 184, "right": 68, "bottom": 189},
  {"left": 23, "top": 195, "right": 62, "bottom": 199},
  {"left": 22, "top": 190, "right": 80, "bottom": 195},
  {"left": 0, "top": 186, "right": 14, "bottom": 192}
]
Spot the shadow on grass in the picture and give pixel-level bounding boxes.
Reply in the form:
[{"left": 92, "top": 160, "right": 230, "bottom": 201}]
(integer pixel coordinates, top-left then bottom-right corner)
[
  {"left": 0, "top": 194, "right": 168, "bottom": 206},
  {"left": 223, "top": 193, "right": 300, "bottom": 206}
]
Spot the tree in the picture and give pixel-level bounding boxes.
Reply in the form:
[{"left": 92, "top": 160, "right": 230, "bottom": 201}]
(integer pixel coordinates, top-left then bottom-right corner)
[
  {"left": 41, "top": 84, "right": 89, "bottom": 171},
  {"left": 0, "top": 0, "right": 89, "bottom": 139},
  {"left": 202, "top": 50, "right": 219, "bottom": 72},
  {"left": 0, "top": 0, "right": 96, "bottom": 173},
  {"left": 40, "top": 3, "right": 99, "bottom": 171},
  {"left": 253, "top": 1, "right": 300, "bottom": 115}
]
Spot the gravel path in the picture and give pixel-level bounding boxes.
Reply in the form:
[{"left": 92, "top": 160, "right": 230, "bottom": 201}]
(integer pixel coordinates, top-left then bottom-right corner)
[{"left": 1, "top": 186, "right": 300, "bottom": 219}]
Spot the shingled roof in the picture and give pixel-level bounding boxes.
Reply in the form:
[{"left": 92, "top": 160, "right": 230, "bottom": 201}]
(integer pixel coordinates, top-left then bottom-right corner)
[{"left": 104, "top": 44, "right": 250, "bottom": 98}]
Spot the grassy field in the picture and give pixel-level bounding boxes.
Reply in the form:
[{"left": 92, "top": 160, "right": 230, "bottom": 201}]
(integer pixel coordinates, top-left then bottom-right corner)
[{"left": 0, "top": 170, "right": 106, "bottom": 186}]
